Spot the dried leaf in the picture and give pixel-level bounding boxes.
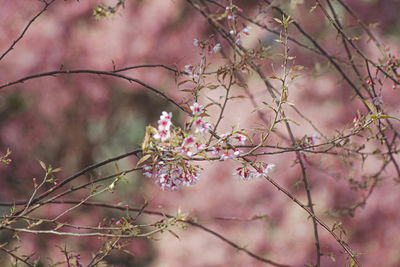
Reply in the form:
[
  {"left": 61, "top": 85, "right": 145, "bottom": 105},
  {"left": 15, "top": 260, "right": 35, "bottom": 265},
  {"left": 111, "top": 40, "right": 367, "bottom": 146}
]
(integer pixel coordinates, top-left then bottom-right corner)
[
  {"left": 136, "top": 154, "right": 151, "bottom": 168},
  {"left": 39, "top": 160, "right": 47, "bottom": 171}
]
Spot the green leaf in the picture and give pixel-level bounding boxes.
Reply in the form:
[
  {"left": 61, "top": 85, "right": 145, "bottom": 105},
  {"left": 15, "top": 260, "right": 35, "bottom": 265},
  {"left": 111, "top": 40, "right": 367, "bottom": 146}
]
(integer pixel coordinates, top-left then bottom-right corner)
[{"left": 377, "top": 114, "right": 400, "bottom": 121}]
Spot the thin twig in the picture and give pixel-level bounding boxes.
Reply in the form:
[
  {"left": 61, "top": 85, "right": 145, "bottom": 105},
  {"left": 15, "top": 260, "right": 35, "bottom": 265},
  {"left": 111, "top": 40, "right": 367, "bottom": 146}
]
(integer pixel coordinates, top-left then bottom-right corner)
[
  {"left": 14, "top": 149, "right": 141, "bottom": 216},
  {"left": 0, "top": 246, "right": 34, "bottom": 267},
  {"left": 40, "top": 201, "right": 292, "bottom": 267},
  {"left": 0, "top": 0, "right": 57, "bottom": 62}
]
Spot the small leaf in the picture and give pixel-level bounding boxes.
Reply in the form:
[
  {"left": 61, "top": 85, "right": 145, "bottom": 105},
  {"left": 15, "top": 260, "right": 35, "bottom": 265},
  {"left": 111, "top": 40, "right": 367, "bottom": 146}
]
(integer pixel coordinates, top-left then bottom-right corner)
[
  {"left": 207, "top": 85, "right": 219, "bottom": 90},
  {"left": 31, "top": 219, "right": 43, "bottom": 227},
  {"left": 293, "top": 65, "right": 304, "bottom": 71},
  {"left": 115, "top": 163, "right": 120, "bottom": 173},
  {"left": 327, "top": 252, "right": 336, "bottom": 262},
  {"left": 177, "top": 80, "right": 191, "bottom": 86},
  {"left": 180, "top": 89, "right": 193, "bottom": 93},
  {"left": 54, "top": 223, "right": 64, "bottom": 231},
  {"left": 183, "top": 106, "right": 193, "bottom": 114},
  {"left": 229, "top": 95, "right": 247, "bottom": 100},
  {"left": 136, "top": 154, "right": 151, "bottom": 168},
  {"left": 199, "top": 112, "right": 211, "bottom": 117},
  {"left": 268, "top": 75, "right": 281, "bottom": 80},
  {"left": 52, "top": 168, "right": 62, "bottom": 173},
  {"left": 168, "top": 229, "right": 180, "bottom": 240},
  {"left": 204, "top": 103, "right": 214, "bottom": 109},
  {"left": 286, "top": 101, "right": 295, "bottom": 106},
  {"left": 39, "top": 160, "right": 47, "bottom": 171},
  {"left": 363, "top": 99, "right": 376, "bottom": 114},
  {"left": 251, "top": 106, "right": 264, "bottom": 113},
  {"left": 378, "top": 114, "right": 400, "bottom": 121},
  {"left": 142, "top": 126, "right": 157, "bottom": 152},
  {"left": 309, "top": 3, "right": 318, "bottom": 13}
]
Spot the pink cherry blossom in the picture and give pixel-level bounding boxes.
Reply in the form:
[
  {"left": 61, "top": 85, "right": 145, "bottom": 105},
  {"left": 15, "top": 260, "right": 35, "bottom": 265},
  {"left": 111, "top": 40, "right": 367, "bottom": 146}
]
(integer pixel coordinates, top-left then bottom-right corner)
[
  {"left": 236, "top": 134, "right": 247, "bottom": 144},
  {"left": 158, "top": 117, "right": 171, "bottom": 131},
  {"left": 193, "top": 117, "right": 210, "bottom": 133},
  {"left": 241, "top": 26, "right": 251, "bottom": 35},
  {"left": 311, "top": 134, "right": 320, "bottom": 145},
  {"left": 212, "top": 43, "right": 221, "bottom": 53},
  {"left": 220, "top": 151, "right": 230, "bottom": 161},
  {"left": 211, "top": 146, "right": 221, "bottom": 155},
  {"left": 154, "top": 129, "right": 170, "bottom": 142},
  {"left": 184, "top": 135, "right": 195, "bottom": 146},
  {"left": 185, "top": 64, "right": 194, "bottom": 74},
  {"left": 160, "top": 111, "right": 172, "bottom": 121},
  {"left": 257, "top": 163, "right": 275, "bottom": 177},
  {"left": 190, "top": 102, "right": 204, "bottom": 115}
]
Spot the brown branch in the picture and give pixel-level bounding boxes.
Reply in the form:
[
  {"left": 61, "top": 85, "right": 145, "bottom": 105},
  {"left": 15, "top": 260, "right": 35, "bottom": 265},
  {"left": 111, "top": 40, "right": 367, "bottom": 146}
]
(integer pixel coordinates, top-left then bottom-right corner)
[
  {"left": 0, "top": 0, "right": 57, "bottom": 62},
  {"left": 204, "top": 0, "right": 325, "bottom": 57},
  {"left": 325, "top": 0, "right": 371, "bottom": 98},
  {"left": 0, "top": 69, "right": 187, "bottom": 114},
  {"left": 314, "top": 0, "right": 398, "bottom": 85},
  {"left": 261, "top": 0, "right": 368, "bottom": 108},
  {"left": 195, "top": 0, "right": 323, "bottom": 264},
  {"left": 335, "top": 0, "right": 387, "bottom": 59},
  {"left": 186, "top": 1, "right": 360, "bottom": 265},
  {"left": 38, "top": 201, "right": 291, "bottom": 267},
  {"left": 14, "top": 149, "right": 141, "bottom": 216},
  {"left": 0, "top": 246, "right": 34, "bottom": 267},
  {"left": 113, "top": 64, "right": 180, "bottom": 73},
  {"left": 264, "top": 0, "right": 400, "bottom": 194}
]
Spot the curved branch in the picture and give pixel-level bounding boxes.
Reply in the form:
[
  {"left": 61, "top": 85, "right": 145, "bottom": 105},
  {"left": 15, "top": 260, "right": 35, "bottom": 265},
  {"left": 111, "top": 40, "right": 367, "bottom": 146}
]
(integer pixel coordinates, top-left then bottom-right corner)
[{"left": 0, "top": 69, "right": 187, "bottom": 114}]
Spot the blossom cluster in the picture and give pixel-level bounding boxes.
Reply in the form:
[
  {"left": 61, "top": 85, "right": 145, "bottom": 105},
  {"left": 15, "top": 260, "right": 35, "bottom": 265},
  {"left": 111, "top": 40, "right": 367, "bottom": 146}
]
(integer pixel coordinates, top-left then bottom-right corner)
[
  {"left": 225, "top": 5, "right": 251, "bottom": 45},
  {"left": 140, "top": 101, "right": 275, "bottom": 189},
  {"left": 184, "top": 38, "right": 221, "bottom": 80},
  {"left": 154, "top": 111, "right": 172, "bottom": 142},
  {"left": 190, "top": 103, "right": 211, "bottom": 134},
  {"left": 141, "top": 103, "right": 209, "bottom": 190},
  {"left": 230, "top": 25, "right": 251, "bottom": 45},
  {"left": 143, "top": 160, "right": 201, "bottom": 190},
  {"left": 234, "top": 163, "right": 275, "bottom": 181},
  {"left": 226, "top": 5, "right": 243, "bottom": 22},
  {"left": 209, "top": 131, "right": 247, "bottom": 161}
]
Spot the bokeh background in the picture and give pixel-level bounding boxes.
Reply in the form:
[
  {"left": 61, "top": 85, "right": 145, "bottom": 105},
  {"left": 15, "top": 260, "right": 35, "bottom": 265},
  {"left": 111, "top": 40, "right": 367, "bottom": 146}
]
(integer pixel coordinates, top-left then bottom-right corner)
[{"left": 1, "top": 0, "right": 400, "bottom": 266}]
